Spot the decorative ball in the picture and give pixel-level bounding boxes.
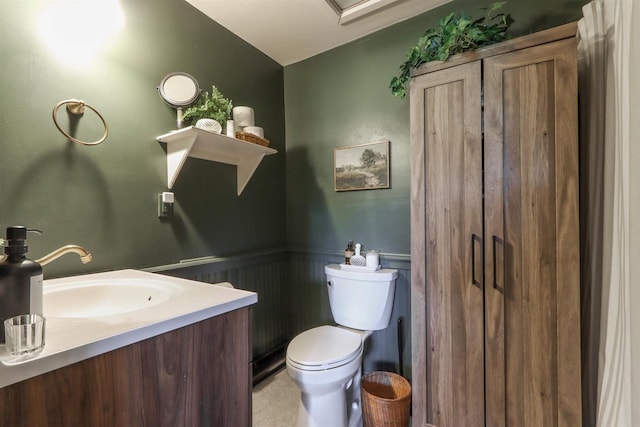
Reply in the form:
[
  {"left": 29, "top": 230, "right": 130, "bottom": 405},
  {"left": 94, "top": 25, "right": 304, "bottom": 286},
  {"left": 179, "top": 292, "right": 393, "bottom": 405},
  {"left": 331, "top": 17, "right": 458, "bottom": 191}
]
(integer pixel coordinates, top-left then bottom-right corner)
[{"left": 195, "top": 118, "right": 222, "bottom": 134}]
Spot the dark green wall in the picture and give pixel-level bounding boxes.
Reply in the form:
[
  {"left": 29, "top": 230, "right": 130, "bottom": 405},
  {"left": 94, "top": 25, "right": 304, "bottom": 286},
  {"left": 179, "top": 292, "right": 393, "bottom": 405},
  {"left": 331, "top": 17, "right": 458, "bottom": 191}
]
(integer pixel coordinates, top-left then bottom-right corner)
[
  {"left": 0, "top": 0, "right": 587, "bottom": 277},
  {"left": 0, "top": 0, "right": 286, "bottom": 278},
  {"left": 284, "top": 0, "right": 586, "bottom": 256}
]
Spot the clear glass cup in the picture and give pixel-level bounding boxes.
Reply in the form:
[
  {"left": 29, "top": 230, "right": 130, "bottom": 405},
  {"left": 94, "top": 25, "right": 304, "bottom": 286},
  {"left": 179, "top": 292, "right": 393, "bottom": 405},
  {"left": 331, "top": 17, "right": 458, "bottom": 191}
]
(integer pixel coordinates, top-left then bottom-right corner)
[{"left": 4, "top": 314, "right": 46, "bottom": 355}]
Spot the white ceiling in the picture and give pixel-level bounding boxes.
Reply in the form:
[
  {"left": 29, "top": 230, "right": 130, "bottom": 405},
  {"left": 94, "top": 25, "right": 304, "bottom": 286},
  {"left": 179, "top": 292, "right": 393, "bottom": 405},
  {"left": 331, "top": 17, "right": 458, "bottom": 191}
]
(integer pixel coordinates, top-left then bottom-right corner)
[{"left": 186, "top": 0, "right": 452, "bottom": 66}]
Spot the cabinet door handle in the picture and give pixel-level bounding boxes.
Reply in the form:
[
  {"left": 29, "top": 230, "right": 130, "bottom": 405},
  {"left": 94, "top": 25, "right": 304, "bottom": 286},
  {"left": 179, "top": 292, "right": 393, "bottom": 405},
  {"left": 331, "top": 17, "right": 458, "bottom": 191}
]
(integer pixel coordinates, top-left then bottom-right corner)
[
  {"left": 492, "top": 235, "right": 503, "bottom": 290},
  {"left": 471, "top": 233, "right": 482, "bottom": 288}
]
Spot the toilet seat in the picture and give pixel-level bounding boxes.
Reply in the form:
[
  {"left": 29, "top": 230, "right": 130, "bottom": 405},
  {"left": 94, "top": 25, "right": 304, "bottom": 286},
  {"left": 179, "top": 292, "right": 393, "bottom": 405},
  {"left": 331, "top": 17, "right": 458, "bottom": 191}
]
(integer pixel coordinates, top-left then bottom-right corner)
[{"left": 287, "top": 325, "right": 363, "bottom": 371}]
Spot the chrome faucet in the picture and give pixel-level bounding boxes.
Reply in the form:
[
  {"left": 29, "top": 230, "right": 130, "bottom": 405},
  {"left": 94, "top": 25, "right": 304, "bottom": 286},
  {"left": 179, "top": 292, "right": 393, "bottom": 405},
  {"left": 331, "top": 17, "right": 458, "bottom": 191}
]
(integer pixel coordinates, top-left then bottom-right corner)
[{"left": 35, "top": 245, "right": 93, "bottom": 266}]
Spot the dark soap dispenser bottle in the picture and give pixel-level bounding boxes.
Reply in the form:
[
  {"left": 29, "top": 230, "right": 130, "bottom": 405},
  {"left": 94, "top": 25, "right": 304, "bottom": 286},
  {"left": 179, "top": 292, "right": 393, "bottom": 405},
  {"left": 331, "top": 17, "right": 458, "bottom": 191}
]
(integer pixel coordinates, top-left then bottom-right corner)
[
  {"left": 344, "top": 240, "right": 355, "bottom": 265},
  {"left": 0, "top": 226, "right": 43, "bottom": 343}
]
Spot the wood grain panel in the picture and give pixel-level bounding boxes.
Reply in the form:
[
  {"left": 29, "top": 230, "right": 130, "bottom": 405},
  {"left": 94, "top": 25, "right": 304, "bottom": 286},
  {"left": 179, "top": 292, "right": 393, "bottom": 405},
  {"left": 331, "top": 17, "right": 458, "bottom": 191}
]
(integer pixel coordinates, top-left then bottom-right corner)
[
  {"left": 410, "top": 72, "right": 429, "bottom": 426},
  {"left": 504, "top": 60, "right": 557, "bottom": 427},
  {"left": 484, "top": 37, "right": 580, "bottom": 427},
  {"left": 482, "top": 36, "right": 507, "bottom": 427},
  {"left": 553, "top": 39, "right": 582, "bottom": 427},
  {"left": 410, "top": 61, "right": 483, "bottom": 427},
  {"left": 0, "top": 308, "right": 251, "bottom": 427}
]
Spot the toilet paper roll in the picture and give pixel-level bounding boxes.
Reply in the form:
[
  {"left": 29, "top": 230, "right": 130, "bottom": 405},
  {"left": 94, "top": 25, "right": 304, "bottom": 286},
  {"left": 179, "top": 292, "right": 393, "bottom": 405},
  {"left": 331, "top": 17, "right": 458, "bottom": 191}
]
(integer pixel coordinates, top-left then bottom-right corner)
[
  {"left": 232, "top": 106, "right": 255, "bottom": 127},
  {"left": 243, "top": 126, "right": 264, "bottom": 138}
]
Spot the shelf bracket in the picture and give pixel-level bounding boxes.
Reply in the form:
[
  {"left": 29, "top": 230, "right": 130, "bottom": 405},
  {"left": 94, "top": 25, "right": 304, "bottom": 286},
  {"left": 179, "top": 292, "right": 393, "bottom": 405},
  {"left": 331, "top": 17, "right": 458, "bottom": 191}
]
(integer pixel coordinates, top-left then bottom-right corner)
[
  {"left": 237, "top": 153, "right": 266, "bottom": 195},
  {"left": 166, "top": 133, "right": 197, "bottom": 189}
]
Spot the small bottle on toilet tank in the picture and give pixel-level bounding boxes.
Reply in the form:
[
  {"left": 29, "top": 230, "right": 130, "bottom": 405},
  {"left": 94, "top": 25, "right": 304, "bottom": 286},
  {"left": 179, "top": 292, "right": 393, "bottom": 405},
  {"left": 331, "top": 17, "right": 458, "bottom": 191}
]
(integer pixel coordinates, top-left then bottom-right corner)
[{"left": 344, "top": 240, "right": 354, "bottom": 265}]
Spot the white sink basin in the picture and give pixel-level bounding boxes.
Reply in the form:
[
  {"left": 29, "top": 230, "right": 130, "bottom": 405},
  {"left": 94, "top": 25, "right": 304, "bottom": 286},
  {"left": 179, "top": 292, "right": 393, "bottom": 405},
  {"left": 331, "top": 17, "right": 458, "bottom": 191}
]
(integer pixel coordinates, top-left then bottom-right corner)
[
  {"left": 44, "top": 277, "right": 183, "bottom": 318},
  {"left": 0, "top": 269, "right": 258, "bottom": 389}
]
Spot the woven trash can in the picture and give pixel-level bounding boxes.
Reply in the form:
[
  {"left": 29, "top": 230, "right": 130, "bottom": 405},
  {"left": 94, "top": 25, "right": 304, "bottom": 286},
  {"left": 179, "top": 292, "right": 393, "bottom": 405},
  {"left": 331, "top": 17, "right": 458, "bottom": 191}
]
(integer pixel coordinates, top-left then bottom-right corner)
[{"left": 361, "top": 371, "right": 411, "bottom": 427}]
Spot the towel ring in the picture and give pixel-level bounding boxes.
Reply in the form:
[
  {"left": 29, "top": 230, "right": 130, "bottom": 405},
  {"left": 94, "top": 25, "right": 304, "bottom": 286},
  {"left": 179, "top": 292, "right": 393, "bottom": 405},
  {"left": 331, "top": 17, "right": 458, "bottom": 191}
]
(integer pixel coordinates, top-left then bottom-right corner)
[{"left": 52, "top": 99, "right": 109, "bottom": 146}]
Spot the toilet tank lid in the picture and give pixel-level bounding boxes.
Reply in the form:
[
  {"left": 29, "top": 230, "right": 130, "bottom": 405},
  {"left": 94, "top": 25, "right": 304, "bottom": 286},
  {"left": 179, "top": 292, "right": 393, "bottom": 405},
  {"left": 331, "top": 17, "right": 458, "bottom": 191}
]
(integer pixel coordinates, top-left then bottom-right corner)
[{"left": 325, "top": 264, "right": 398, "bottom": 281}]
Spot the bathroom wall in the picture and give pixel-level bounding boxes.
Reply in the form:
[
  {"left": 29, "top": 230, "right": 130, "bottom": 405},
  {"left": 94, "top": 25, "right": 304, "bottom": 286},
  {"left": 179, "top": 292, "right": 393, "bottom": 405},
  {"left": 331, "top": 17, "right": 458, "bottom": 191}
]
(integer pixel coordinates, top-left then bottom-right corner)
[
  {"left": 284, "top": 0, "right": 586, "bottom": 256},
  {"left": 283, "top": 0, "right": 586, "bottom": 377},
  {"left": 149, "top": 249, "right": 291, "bottom": 359},
  {"left": 0, "top": 0, "right": 587, "bottom": 371},
  {"left": 0, "top": 0, "right": 286, "bottom": 279}
]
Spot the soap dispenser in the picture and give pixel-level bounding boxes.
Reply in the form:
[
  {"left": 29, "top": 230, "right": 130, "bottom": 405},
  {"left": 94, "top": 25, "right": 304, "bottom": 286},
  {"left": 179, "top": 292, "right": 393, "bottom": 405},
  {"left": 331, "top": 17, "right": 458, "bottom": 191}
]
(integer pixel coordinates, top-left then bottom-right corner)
[{"left": 0, "top": 226, "right": 43, "bottom": 343}]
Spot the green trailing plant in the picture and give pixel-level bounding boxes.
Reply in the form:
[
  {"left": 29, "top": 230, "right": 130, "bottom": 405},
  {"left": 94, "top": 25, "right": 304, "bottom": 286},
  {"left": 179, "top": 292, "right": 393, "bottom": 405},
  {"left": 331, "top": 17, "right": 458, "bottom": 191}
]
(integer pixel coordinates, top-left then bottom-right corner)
[
  {"left": 390, "top": 2, "right": 514, "bottom": 98},
  {"left": 183, "top": 85, "right": 233, "bottom": 124}
]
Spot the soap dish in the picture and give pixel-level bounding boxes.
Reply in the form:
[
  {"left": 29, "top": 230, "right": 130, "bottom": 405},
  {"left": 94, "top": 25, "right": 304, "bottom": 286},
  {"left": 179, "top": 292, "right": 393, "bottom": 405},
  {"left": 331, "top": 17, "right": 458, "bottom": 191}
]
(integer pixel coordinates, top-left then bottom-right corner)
[{"left": 339, "top": 264, "right": 381, "bottom": 272}]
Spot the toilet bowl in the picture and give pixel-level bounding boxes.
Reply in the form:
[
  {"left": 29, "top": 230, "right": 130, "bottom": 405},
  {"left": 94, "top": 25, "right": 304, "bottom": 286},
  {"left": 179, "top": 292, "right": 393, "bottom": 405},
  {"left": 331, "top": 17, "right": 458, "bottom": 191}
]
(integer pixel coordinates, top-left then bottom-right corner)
[
  {"left": 286, "top": 264, "right": 398, "bottom": 427},
  {"left": 287, "top": 325, "right": 367, "bottom": 427}
]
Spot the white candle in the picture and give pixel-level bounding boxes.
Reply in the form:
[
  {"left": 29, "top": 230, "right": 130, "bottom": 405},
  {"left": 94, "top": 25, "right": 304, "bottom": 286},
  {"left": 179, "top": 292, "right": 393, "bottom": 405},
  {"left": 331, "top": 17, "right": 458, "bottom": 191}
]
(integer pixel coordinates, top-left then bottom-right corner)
[{"left": 366, "top": 250, "right": 379, "bottom": 267}]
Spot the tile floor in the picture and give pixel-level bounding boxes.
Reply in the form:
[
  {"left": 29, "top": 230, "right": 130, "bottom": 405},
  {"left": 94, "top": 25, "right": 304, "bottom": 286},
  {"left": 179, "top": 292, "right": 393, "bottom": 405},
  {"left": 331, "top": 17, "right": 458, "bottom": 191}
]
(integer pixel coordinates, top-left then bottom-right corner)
[{"left": 252, "top": 368, "right": 299, "bottom": 426}]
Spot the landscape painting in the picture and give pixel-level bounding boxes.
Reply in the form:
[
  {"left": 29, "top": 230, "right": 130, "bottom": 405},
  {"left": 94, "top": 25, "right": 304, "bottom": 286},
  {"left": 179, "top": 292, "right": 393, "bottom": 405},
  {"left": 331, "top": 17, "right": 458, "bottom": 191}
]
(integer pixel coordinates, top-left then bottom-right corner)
[{"left": 334, "top": 141, "right": 390, "bottom": 191}]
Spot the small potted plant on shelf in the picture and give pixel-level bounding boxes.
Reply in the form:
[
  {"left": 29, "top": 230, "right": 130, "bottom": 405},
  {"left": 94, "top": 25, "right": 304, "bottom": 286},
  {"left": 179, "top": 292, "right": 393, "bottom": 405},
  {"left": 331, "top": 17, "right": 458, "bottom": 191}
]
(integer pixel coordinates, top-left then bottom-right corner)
[{"left": 183, "top": 85, "right": 233, "bottom": 133}]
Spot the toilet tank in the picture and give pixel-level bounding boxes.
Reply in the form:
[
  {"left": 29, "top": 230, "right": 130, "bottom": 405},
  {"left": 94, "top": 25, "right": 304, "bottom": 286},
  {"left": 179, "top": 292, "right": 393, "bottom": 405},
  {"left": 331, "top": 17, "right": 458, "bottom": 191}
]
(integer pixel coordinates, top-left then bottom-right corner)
[{"left": 324, "top": 264, "right": 398, "bottom": 331}]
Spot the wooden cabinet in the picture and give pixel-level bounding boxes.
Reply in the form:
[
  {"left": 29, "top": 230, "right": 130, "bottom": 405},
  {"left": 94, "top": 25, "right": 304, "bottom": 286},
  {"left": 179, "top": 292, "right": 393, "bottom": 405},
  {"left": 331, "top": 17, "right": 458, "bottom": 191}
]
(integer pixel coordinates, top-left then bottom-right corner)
[
  {"left": 410, "top": 24, "right": 581, "bottom": 427},
  {"left": 0, "top": 308, "right": 252, "bottom": 427}
]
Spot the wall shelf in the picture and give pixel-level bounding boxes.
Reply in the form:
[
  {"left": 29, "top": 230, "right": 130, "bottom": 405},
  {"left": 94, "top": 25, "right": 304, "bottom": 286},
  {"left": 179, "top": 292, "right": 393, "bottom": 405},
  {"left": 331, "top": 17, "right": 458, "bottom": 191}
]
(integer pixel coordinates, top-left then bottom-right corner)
[{"left": 157, "top": 127, "right": 277, "bottom": 195}]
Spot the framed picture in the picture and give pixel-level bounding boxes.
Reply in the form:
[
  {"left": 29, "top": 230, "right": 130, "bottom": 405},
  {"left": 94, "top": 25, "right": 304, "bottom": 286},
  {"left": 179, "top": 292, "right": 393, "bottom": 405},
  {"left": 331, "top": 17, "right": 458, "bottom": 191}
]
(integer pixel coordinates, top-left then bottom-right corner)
[{"left": 334, "top": 141, "right": 390, "bottom": 191}]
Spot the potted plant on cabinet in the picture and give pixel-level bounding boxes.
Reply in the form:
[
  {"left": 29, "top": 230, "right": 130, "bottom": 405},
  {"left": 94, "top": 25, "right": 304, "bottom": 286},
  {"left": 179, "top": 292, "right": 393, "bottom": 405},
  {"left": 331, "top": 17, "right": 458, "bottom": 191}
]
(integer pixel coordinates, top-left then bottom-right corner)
[
  {"left": 183, "top": 85, "right": 233, "bottom": 133},
  {"left": 389, "top": 2, "right": 514, "bottom": 98}
]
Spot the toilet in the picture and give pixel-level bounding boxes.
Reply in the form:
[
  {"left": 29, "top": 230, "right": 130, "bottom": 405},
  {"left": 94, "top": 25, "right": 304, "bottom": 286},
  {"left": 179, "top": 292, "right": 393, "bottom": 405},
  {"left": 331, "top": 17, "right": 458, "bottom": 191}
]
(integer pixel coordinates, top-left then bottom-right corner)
[{"left": 286, "top": 264, "right": 398, "bottom": 427}]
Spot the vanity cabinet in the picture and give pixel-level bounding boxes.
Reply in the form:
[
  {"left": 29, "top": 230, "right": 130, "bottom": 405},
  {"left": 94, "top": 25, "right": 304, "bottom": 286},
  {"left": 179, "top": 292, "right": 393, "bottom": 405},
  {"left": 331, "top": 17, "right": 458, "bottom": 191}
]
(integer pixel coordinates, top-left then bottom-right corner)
[
  {"left": 410, "top": 23, "right": 581, "bottom": 427},
  {"left": 0, "top": 307, "right": 252, "bottom": 427}
]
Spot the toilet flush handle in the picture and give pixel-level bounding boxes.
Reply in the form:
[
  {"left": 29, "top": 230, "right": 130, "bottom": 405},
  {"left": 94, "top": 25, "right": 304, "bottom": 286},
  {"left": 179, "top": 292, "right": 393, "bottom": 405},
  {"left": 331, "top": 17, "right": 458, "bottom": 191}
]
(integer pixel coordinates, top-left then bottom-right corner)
[{"left": 327, "top": 280, "right": 332, "bottom": 286}]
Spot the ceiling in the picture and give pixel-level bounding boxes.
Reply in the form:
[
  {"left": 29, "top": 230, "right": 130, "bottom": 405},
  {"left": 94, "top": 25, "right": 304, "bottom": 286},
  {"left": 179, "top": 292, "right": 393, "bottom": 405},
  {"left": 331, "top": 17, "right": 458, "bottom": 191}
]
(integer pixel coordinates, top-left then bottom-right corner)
[{"left": 186, "top": 0, "right": 452, "bottom": 66}]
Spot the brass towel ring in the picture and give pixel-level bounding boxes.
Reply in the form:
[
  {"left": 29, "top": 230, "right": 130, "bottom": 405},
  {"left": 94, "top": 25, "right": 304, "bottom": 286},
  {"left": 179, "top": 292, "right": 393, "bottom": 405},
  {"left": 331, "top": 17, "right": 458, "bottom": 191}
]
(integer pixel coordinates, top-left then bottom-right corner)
[{"left": 52, "top": 99, "right": 109, "bottom": 146}]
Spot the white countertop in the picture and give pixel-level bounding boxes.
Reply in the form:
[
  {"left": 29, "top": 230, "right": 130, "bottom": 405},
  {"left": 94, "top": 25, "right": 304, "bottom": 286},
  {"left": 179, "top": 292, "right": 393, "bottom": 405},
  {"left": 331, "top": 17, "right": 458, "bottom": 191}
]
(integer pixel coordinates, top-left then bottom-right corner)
[{"left": 0, "top": 269, "right": 257, "bottom": 388}]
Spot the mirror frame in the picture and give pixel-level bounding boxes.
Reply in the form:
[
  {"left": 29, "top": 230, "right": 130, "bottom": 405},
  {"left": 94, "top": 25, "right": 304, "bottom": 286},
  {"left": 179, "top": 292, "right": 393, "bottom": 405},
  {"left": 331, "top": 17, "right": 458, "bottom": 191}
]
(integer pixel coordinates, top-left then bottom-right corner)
[{"left": 157, "top": 72, "right": 200, "bottom": 108}]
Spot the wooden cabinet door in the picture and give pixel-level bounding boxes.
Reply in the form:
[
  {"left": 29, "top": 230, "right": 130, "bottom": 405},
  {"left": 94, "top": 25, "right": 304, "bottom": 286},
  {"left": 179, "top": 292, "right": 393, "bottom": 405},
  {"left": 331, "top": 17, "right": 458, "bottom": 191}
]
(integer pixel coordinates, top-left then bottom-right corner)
[
  {"left": 483, "top": 38, "right": 581, "bottom": 427},
  {"left": 410, "top": 60, "right": 484, "bottom": 427}
]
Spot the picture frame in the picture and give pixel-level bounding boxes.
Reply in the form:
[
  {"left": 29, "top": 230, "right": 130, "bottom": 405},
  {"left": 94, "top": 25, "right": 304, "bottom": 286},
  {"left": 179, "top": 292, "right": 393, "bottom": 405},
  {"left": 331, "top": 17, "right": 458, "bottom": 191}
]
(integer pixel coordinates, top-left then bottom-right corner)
[{"left": 334, "top": 141, "right": 390, "bottom": 192}]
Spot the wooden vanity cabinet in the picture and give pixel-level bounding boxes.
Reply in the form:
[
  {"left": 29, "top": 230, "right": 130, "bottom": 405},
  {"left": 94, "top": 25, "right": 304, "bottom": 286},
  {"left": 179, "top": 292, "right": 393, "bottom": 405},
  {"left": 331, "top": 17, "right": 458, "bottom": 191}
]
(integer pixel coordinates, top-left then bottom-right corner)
[
  {"left": 410, "top": 24, "right": 581, "bottom": 427},
  {"left": 0, "top": 307, "right": 252, "bottom": 427}
]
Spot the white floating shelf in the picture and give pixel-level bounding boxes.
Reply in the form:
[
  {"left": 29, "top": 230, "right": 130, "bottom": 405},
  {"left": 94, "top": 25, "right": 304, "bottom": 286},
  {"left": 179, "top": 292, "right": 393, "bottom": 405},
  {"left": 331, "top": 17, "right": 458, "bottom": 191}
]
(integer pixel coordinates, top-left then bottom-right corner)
[{"left": 156, "top": 126, "right": 277, "bottom": 195}]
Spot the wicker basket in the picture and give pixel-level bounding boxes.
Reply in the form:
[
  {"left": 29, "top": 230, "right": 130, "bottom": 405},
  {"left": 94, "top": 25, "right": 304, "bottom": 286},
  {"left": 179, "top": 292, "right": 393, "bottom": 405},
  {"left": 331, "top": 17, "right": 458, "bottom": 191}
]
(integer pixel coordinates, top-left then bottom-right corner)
[
  {"left": 361, "top": 371, "right": 411, "bottom": 427},
  {"left": 236, "top": 131, "right": 270, "bottom": 147}
]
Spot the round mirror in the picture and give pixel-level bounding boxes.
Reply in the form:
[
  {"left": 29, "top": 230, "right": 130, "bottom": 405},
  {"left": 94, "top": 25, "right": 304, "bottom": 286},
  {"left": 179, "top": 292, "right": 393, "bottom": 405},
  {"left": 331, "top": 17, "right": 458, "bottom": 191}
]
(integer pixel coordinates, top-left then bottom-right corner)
[{"left": 158, "top": 72, "right": 200, "bottom": 108}]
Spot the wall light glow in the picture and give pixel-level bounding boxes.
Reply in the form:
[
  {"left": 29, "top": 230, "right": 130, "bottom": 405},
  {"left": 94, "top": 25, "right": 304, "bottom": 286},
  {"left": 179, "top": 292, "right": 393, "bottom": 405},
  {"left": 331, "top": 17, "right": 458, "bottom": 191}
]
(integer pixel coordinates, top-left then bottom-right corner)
[{"left": 38, "top": 0, "right": 124, "bottom": 66}]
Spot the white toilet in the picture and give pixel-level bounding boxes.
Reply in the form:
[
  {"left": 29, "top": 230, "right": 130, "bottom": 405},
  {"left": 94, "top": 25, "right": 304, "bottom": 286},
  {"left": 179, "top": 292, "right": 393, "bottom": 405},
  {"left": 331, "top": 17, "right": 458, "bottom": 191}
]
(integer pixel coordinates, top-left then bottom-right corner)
[{"left": 286, "top": 264, "right": 398, "bottom": 427}]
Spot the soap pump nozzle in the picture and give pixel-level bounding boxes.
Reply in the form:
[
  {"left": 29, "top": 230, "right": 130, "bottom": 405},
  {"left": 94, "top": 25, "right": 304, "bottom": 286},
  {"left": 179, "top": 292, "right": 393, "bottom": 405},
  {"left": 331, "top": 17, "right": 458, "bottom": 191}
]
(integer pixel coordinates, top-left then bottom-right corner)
[{"left": 3, "top": 226, "right": 42, "bottom": 258}]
